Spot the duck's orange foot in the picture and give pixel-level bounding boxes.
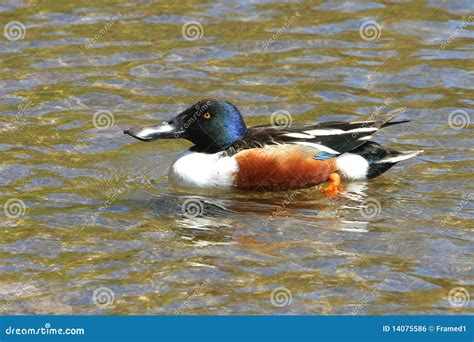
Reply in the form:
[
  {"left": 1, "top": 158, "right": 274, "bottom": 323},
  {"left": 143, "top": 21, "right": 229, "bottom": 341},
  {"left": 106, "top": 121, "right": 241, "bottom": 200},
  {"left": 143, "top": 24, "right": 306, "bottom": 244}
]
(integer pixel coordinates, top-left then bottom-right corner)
[{"left": 322, "top": 172, "right": 343, "bottom": 197}]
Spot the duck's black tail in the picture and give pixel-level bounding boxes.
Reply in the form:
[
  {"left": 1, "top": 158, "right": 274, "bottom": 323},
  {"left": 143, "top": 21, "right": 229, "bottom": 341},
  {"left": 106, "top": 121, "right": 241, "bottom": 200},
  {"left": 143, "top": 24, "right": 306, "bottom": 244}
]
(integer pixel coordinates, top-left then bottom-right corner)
[{"left": 336, "top": 142, "right": 422, "bottom": 180}]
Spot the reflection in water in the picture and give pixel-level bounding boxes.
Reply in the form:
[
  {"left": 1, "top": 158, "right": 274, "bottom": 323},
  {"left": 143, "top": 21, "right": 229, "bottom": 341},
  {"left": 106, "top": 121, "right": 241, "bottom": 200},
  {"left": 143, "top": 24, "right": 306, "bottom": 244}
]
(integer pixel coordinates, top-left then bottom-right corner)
[{"left": 0, "top": 0, "right": 473, "bottom": 315}]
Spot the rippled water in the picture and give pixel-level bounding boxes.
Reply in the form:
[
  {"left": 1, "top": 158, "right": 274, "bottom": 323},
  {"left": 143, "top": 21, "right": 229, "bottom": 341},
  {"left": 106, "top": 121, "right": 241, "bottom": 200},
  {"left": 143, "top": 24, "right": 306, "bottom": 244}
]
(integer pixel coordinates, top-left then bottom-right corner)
[{"left": 0, "top": 0, "right": 473, "bottom": 315}]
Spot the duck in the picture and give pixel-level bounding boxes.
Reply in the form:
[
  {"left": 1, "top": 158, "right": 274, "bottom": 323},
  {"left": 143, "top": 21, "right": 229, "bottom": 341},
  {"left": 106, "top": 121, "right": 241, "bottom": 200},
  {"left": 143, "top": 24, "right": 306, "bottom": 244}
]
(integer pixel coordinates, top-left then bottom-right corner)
[{"left": 124, "top": 99, "right": 422, "bottom": 195}]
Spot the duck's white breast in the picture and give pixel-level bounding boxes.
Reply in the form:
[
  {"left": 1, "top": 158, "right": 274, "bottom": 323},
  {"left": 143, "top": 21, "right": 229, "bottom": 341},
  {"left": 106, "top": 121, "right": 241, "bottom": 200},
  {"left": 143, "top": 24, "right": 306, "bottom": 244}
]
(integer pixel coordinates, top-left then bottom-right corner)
[{"left": 168, "top": 151, "right": 239, "bottom": 189}]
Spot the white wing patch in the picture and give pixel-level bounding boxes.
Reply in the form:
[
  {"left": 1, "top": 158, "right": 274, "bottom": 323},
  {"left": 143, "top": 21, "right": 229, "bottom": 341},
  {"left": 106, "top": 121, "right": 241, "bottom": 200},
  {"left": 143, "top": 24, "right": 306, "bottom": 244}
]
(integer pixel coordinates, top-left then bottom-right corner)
[
  {"left": 291, "top": 141, "right": 340, "bottom": 154},
  {"left": 283, "top": 132, "right": 315, "bottom": 139},
  {"left": 303, "top": 129, "right": 345, "bottom": 136},
  {"left": 347, "top": 127, "right": 379, "bottom": 134},
  {"left": 375, "top": 150, "right": 423, "bottom": 163},
  {"left": 283, "top": 127, "right": 378, "bottom": 138}
]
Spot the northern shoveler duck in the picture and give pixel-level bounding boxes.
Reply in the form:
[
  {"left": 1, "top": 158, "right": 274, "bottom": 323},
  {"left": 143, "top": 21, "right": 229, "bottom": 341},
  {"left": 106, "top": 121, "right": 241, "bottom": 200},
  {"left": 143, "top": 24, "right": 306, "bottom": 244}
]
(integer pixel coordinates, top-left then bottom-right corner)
[{"left": 124, "top": 99, "right": 422, "bottom": 195}]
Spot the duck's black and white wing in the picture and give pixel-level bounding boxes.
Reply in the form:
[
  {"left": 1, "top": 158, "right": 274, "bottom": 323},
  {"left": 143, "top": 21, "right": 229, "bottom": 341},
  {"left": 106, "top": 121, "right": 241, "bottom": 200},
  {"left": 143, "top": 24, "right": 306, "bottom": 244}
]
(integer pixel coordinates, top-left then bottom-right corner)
[{"left": 231, "top": 111, "right": 409, "bottom": 156}]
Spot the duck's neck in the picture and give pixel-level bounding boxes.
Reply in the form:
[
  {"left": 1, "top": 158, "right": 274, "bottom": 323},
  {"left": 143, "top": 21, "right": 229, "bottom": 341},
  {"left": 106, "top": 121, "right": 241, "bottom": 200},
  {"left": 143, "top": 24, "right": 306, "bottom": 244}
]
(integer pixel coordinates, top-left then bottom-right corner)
[{"left": 192, "top": 127, "right": 247, "bottom": 154}]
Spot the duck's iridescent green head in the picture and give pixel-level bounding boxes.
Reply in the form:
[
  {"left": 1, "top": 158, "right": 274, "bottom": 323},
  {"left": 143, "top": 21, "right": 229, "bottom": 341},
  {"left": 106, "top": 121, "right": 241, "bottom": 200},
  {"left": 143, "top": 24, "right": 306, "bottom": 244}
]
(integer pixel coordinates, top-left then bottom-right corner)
[{"left": 124, "top": 99, "right": 247, "bottom": 153}]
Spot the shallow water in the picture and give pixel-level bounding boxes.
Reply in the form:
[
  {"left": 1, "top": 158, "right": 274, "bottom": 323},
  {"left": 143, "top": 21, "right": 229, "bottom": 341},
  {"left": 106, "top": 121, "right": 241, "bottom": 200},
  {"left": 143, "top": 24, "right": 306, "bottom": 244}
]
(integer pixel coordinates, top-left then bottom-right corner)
[{"left": 0, "top": 0, "right": 473, "bottom": 315}]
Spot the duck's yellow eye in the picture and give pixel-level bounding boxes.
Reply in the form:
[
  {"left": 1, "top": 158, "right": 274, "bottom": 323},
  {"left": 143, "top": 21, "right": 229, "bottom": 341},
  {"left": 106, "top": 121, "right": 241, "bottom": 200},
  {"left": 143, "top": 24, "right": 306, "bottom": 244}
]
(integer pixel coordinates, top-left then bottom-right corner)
[{"left": 203, "top": 112, "right": 212, "bottom": 119}]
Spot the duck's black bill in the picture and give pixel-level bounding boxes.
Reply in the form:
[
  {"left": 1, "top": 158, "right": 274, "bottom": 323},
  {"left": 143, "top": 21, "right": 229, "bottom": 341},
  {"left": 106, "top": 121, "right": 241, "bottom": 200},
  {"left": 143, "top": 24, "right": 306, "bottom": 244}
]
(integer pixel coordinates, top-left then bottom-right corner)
[{"left": 124, "top": 122, "right": 184, "bottom": 142}]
